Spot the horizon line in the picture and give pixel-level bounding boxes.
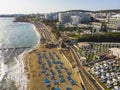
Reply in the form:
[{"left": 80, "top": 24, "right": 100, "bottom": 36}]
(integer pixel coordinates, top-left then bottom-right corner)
[{"left": 0, "top": 8, "right": 120, "bottom": 15}]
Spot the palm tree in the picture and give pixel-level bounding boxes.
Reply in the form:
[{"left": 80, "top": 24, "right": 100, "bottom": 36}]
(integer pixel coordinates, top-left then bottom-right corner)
[
  {"left": 52, "top": 28, "right": 61, "bottom": 39},
  {"left": 77, "top": 27, "right": 83, "bottom": 36},
  {"left": 100, "top": 22, "right": 108, "bottom": 32}
]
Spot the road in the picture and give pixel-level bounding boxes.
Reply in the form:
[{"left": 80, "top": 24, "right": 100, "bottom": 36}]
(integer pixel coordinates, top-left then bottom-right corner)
[{"left": 70, "top": 47, "right": 103, "bottom": 90}]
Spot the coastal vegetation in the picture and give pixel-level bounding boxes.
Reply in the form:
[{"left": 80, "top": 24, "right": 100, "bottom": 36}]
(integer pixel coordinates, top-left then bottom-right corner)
[
  {"left": 15, "top": 16, "right": 30, "bottom": 22},
  {"left": 42, "top": 19, "right": 120, "bottom": 42},
  {"left": 15, "top": 15, "right": 41, "bottom": 22},
  {"left": 78, "top": 32, "right": 120, "bottom": 42}
]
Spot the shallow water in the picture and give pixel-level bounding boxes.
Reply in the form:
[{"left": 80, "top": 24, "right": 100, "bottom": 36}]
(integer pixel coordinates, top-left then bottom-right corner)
[{"left": 0, "top": 17, "right": 38, "bottom": 90}]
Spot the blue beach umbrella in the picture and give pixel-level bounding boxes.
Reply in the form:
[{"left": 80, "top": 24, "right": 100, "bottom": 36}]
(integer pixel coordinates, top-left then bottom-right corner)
[
  {"left": 45, "top": 83, "right": 50, "bottom": 87},
  {"left": 44, "top": 78, "right": 49, "bottom": 83},
  {"left": 60, "top": 78, "right": 65, "bottom": 83},
  {"left": 60, "top": 62, "right": 63, "bottom": 65},
  {"left": 58, "top": 74, "right": 63, "bottom": 78},
  {"left": 67, "top": 71, "right": 72, "bottom": 75},
  {"left": 70, "top": 80, "right": 76, "bottom": 85},
  {"left": 53, "top": 80, "right": 58, "bottom": 85},
  {"left": 55, "top": 66, "right": 59, "bottom": 69},
  {"left": 60, "top": 65, "right": 64, "bottom": 69},
  {"left": 45, "top": 73, "right": 49, "bottom": 76},
  {"left": 50, "top": 76, "right": 55, "bottom": 80},
  {"left": 41, "top": 69, "right": 46, "bottom": 73},
  {"left": 57, "top": 69, "right": 61, "bottom": 73},
  {"left": 66, "top": 87, "right": 71, "bottom": 90},
  {"left": 51, "top": 71, "right": 55, "bottom": 75},
  {"left": 64, "top": 68, "right": 68, "bottom": 71},
  {"left": 56, "top": 61, "right": 60, "bottom": 64},
  {"left": 67, "top": 76, "right": 72, "bottom": 81},
  {"left": 38, "top": 60, "right": 42, "bottom": 64},
  {"left": 55, "top": 87, "right": 60, "bottom": 90},
  {"left": 53, "top": 61, "right": 56, "bottom": 64},
  {"left": 48, "top": 64, "right": 52, "bottom": 67}
]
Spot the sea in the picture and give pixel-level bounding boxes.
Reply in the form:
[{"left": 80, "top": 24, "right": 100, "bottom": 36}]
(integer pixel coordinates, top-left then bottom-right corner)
[{"left": 0, "top": 17, "right": 38, "bottom": 90}]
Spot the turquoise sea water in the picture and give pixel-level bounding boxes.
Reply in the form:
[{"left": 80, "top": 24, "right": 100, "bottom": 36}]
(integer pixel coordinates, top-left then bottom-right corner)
[
  {"left": 0, "top": 17, "right": 38, "bottom": 89},
  {"left": 0, "top": 17, "right": 38, "bottom": 48}
]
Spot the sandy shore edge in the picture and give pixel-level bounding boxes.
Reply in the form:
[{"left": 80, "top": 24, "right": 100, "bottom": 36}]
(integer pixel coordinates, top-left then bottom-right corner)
[{"left": 17, "top": 23, "right": 41, "bottom": 90}]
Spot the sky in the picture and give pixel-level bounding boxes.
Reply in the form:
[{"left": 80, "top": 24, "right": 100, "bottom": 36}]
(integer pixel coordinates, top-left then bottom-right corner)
[{"left": 0, "top": 0, "right": 120, "bottom": 14}]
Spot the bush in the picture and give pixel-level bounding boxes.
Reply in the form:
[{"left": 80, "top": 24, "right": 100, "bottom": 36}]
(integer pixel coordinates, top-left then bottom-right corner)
[{"left": 78, "top": 32, "right": 120, "bottom": 42}]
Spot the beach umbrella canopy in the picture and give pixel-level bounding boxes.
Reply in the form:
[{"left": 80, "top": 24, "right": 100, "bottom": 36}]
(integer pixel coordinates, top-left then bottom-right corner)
[
  {"left": 95, "top": 71, "right": 100, "bottom": 76},
  {"left": 64, "top": 68, "right": 68, "bottom": 71},
  {"left": 56, "top": 61, "right": 59, "bottom": 63},
  {"left": 55, "top": 87, "right": 60, "bottom": 90},
  {"left": 60, "top": 78, "right": 65, "bottom": 83},
  {"left": 111, "top": 72, "right": 115, "bottom": 76},
  {"left": 91, "top": 67, "right": 95, "bottom": 71},
  {"left": 71, "top": 80, "right": 76, "bottom": 85},
  {"left": 45, "top": 73, "right": 49, "bottom": 76},
  {"left": 60, "top": 62, "right": 63, "bottom": 65},
  {"left": 107, "top": 80, "right": 112, "bottom": 85},
  {"left": 58, "top": 74, "right": 63, "bottom": 78},
  {"left": 101, "top": 75, "right": 106, "bottom": 79},
  {"left": 41, "top": 69, "right": 46, "bottom": 73},
  {"left": 55, "top": 66, "right": 59, "bottom": 69},
  {"left": 118, "top": 76, "right": 120, "bottom": 80},
  {"left": 95, "top": 63, "right": 100, "bottom": 66},
  {"left": 114, "top": 86, "right": 120, "bottom": 90},
  {"left": 44, "top": 78, "right": 50, "bottom": 83},
  {"left": 67, "top": 76, "right": 72, "bottom": 81},
  {"left": 66, "top": 87, "right": 71, "bottom": 90},
  {"left": 100, "top": 65, "right": 103, "bottom": 68},
  {"left": 51, "top": 76, "right": 55, "bottom": 80},
  {"left": 60, "top": 65, "right": 64, "bottom": 69},
  {"left": 104, "top": 63, "right": 108, "bottom": 67},
  {"left": 41, "top": 65, "right": 45, "bottom": 69},
  {"left": 100, "top": 69, "right": 104, "bottom": 73},
  {"left": 96, "top": 66, "right": 100, "bottom": 70},
  {"left": 51, "top": 71, "right": 55, "bottom": 75},
  {"left": 103, "top": 61, "right": 107, "bottom": 63},
  {"left": 67, "top": 71, "right": 72, "bottom": 75},
  {"left": 53, "top": 80, "right": 58, "bottom": 85},
  {"left": 45, "top": 83, "right": 50, "bottom": 87},
  {"left": 57, "top": 69, "right": 61, "bottom": 73},
  {"left": 48, "top": 64, "right": 52, "bottom": 67},
  {"left": 112, "top": 78, "right": 117, "bottom": 83},
  {"left": 106, "top": 73, "right": 111, "bottom": 77}
]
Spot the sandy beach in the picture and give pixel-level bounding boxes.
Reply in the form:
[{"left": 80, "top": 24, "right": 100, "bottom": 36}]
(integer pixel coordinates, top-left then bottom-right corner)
[
  {"left": 23, "top": 22, "right": 82, "bottom": 90},
  {"left": 17, "top": 23, "right": 41, "bottom": 90}
]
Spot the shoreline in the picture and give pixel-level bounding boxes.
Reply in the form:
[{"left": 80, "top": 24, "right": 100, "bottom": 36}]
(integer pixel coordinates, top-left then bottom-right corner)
[
  {"left": 25, "top": 23, "right": 82, "bottom": 90},
  {"left": 17, "top": 22, "right": 41, "bottom": 90}
]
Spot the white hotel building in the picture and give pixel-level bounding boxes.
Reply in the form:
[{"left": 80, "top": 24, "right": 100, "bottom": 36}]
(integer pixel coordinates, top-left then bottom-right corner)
[{"left": 107, "top": 14, "right": 120, "bottom": 29}]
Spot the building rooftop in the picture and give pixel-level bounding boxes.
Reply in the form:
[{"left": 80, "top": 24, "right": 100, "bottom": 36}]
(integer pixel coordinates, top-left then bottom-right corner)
[
  {"left": 109, "top": 48, "right": 120, "bottom": 58},
  {"left": 111, "top": 14, "right": 120, "bottom": 18}
]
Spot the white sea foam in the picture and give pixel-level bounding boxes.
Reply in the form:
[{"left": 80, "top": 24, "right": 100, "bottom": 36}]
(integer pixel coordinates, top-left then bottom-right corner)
[
  {"left": 0, "top": 18, "right": 41, "bottom": 90},
  {"left": 12, "top": 23, "right": 41, "bottom": 90},
  {"left": 0, "top": 61, "right": 8, "bottom": 81}
]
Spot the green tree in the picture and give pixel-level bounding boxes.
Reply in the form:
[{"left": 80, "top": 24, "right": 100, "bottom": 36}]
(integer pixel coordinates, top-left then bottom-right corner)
[{"left": 100, "top": 22, "right": 107, "bottom": 32}]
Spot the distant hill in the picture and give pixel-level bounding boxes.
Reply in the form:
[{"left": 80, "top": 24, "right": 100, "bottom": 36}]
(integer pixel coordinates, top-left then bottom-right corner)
[
  {"left": 0, "top": 9, "right": 119, "bottom": 17},
  {"left": 57, "top": 9, "right": 120, "bottom": 13},
  {"left": 0, "top": 14, "right": 25, "bottom": 17},
  {"left": 57, "top": 10, "right": 92, "bottom": 13},
  {"left": 93, "top": 9, "right": 120, "bottom": 13},
  {"left": 66, "top": 10, "right": 92, "bottom": 12}
]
